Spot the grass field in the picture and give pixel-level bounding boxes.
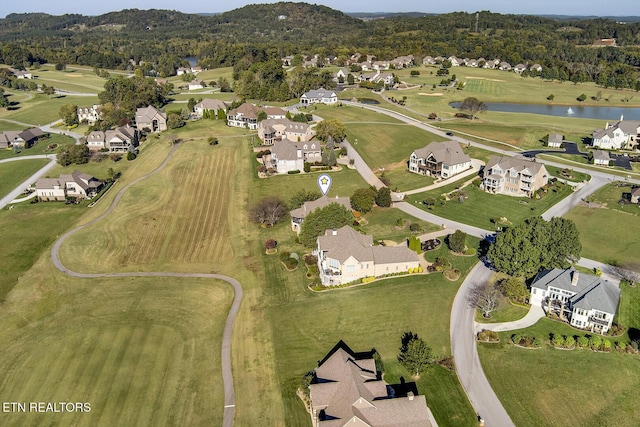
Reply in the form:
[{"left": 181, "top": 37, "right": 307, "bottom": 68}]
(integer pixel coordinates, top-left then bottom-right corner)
[
  {"left": 406, "top": 178, "right": 574, "bottom": 229},
  {"left": 0, "top": 258, "right": 232, "bottom": 427},
  {"left": 0, "top": 158, "right": 49, "bottom": 198},
  {"left": 30, "top": 65, "right": 107, "bottom": 93},
  {"left": 564, "top": 182, "right": 640, "bottom": 265},
  {"left": 0, "top": 132, "right": 75, "bottom": 160},
  {"left": 0, "top": 93, "right": 100, "bottom": 126}
]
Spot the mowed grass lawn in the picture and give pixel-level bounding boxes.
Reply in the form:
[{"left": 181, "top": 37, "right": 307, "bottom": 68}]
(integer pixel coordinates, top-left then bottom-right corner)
[
  {"left": 0, "top": 93, "right": 100, "bottom": 125},
  {"left": 406, "top": 178, "right": 574, "bottom": 229},
  {"left": 0, "top": 158, "right": 49, "bottom": 198},
  {"left": 30, "top": 64, "right": 108, "bottom": 93},
  {"left": 0, "top": 133, "right": 75, "bottom": 160},
  {"left": 0, "top": 256, "right": 232, "bottom": 427},
  {"left": 564, "top": 182, "right": 640, "bottom": 265},
  {"left": 259, "top": 238, "right": 480, "bottom": 427}
]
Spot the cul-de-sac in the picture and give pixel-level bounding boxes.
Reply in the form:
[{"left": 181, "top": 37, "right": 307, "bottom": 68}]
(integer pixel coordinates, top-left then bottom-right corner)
[{"left": 0, "top": 2, "right": 639, "bottom": 426}]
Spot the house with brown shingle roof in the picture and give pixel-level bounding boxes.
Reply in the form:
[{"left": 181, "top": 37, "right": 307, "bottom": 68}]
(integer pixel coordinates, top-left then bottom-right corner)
[
  {"left": 193, "top": 99, "right": 227, "bottom": 119},
  {"left": 0, "top": 127, "right": 44, "bottom": 149},
  {"left": 135, "top": 105, "right": 167, "bottom": 133},
  {"left": 316, "top": 226, "right": 420, "bottom": 286},
  {"left": 270, "top": 139, "right": 322, "bottom": 173},
  {"left": 86, "top": 126, "right": 138, "bottom": 152},
  {"left": 290, "top": 196, "right": 351, "bottom": 233},
  {"left": 310, "top": 341, "right": 434, "bottom": 427},
  {"left": 258, "top": 118, "right": 314, "bottom": 145},
  {"left": 36, "top": 171, "right": 103, "bottom": 201},
  {"left": 481, "top": 155, "right": 548, "bottom": 197},
  {"left": 409, "top": 140, "right": 471, "bottom": 179}
]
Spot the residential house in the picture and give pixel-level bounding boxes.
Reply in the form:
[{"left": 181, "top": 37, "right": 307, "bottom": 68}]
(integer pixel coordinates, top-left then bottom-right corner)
[
  {"left": 300, "top": 88, "right": 338, "bottom": 105},
  {"left": 481, "top": 155, "right": 548, "bottom": 197},
  {"left": 499, "top": 61, "right": 512, "bottom": 71},
  {"left": 227, "top": 103, "right": 285, "bottom": 130},
  {"left": 514, "top": 63, "right": 527, "bottom": 73},
  {"left": 257, "top": 119, "right": 314, "bottom": 145},
  {"left": 14, "top": 70, "right": 32, "bottom": 79},
  {"left": 374, "top": 72, "right": 395, "bottom": 86},
  {"left": 290, "top": 196, "right": 351, "bottom": 233},
  {"left": 530, "top": 268, "right": 621, "bottom": 334},
  {"left": 86, "top": 126, "right": 138, "bottom": 152},
  {"left": 316, "top": 226, "right": 420, "bottom": 286},
  {"left": 422, "top": 56, "right": 436, "bottom": 65},
  {"left": 467, "top": 59, "right": 478, "bottom": 68},
  {"left": 592, "top": 119, "right": 640, "bottom": 150},
  {"left": 630, "top": 187, "right": 640, "bottom": 204},
  {"left": 281, "top": 55, "right": 294, "bottom": 67},
  {"left": 176, "top": 67, "right": 190, "bottom": 75},
  {"left": 530, "top": 63, "right": 543, "bottom": 72},
  {"left": 593, "top": 150, "right": 611, "bottom": 166},
  {"left": 593, "top": 38, "right": 617, "bottom": 47},
  {"left": 135, "top": 106, "right": 167, "bottom": 133},
  {"left": 188, "top": 79, "right": 205, "bottom": 90},
  {"left": 408, "top": 140, "right": 472, "bottom": 179},
  {"left": 547, "top": 133, "right": 563, "bottom": 148},
  {"left": 36, "top": 171, "right": 104, "bottom": 201},
  {"left": 0, "top": 127, "right": 44, "bottom": 149},
  {"left": 333, "top": 68, "right": 348, "bottom": 82},
  {"left": 310, "top": 341, "right": 434, "bottom": 427},
  {"left": 193, "top": 99, "right": 227, "bottom": 119},
  {"left": 448, "top": 56, "right": 461, "bottom": 66},
  {"left": 390, "top": 55, "right": 414, "bottom": 68},
  {"left": 77, "top": 104, "right": 103, "bottom": 125},
  {"left": 269, "top": 139, "right": 322, "bottom": 173}
]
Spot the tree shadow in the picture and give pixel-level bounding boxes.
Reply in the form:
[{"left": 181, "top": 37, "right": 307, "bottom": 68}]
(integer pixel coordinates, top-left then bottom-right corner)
[{"left": 628, "top": 328, "right": 640, "bottom": 342}]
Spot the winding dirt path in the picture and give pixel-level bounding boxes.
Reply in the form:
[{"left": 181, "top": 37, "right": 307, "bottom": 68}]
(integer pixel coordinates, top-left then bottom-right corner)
[{"left": 49, "top": 142, "right": 241, "bottom": 427}]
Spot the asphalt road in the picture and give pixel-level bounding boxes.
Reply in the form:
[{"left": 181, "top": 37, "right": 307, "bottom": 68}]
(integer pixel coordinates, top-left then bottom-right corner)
[
  {"left": 0, "top": 154, "right": 57, "bottom": 210},
  {"left": 49, "top": 143, "right": 242, "bottom": 427}
]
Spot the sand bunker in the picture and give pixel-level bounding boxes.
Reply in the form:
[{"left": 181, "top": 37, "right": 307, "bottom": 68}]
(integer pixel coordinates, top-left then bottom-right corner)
[
  {"left": 65, "top": 74, "right": 84, "bottom": 78},
  {"left": 466, "top": 76, "right": 505, "bottom": 82},
  {"left": 418, "top": 92, "right": 444, "bottom": 96}
]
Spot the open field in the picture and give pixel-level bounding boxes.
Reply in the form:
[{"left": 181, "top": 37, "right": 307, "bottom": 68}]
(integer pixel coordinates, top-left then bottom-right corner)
[
  {"left": 0, "top": 158, "right": 49, "bottom": 198},
  {"left": 358, "top": 207, "right": 440, "bottom": 240},
  {"left": 0, "top": 133, "right": 75, "bottom": 160},
  {"left": 382, "top": 165, "right": 435, "bottom": 191},
  {"left": 545, "top": 165, "right": 590, "bottom": 182},
  {"left": 29, "top": 65, "right": 108, "bottom": 93},
  {"left": 564, "top": 182, "right": 640, "bottom": 265},
  {"left": 0, "top": 93, "right": 100, "bottom": 125},
  {"left": 0, "top": 255, "right": 232, "bottom": 427},
  {"left": 406, "top": 178, "right": 574, "bottom": 229}
]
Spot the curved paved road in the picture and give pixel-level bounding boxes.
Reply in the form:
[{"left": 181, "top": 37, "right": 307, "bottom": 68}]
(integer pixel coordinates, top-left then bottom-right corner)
[
  {"left": 49, "top": 143, "right": 241, "bottom": 427},
  {"left": 0, "top": 154, "right": 57, "bottom": 210}
]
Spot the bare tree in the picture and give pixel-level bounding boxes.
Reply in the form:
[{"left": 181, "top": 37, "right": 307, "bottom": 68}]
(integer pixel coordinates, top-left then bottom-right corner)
[
  {"left": 469, "top": 282, "right": 500, "bottom": 318},
  {"left": 249, "top": 197, "right": 288, "bottom": 227},
  {"left": 605, "top": 263, "right": 640, "bottom": 285},
  {"left": 460, "top": 97, "right": 487, "bottom": 120}
]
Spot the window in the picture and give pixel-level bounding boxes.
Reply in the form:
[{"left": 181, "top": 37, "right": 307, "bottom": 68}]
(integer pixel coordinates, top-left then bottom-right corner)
[{"left": 346, "top": 265, "right": 355, "bottom": 273}]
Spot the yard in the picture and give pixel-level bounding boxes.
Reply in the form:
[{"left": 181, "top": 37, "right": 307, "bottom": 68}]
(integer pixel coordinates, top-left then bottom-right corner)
[
  {"left": 564, "top": 182, "right": 640, "bottom": 265},
  {"left": 0, "top": 158, "right": 49, "bottom": 199},
  {"left": 0, "top": 93, "right": 100, "bottom": 126},
  {"left": 406, "top": 177, "right": 574, "bottom": 230},
  {"left": 0, "top": 133, "right": 75, "bottom": 160}
]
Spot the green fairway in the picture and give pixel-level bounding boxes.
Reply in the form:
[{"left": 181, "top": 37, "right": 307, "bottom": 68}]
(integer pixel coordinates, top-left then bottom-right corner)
[
  {"left": 406, "top": 178, "right": 574, "bottom": 229},
  {"left": 31, "top": 64, "right": 108, "bottom": 93},
  {"left": 0, "top": 133, "right": 75, "bottom": 160},
  {"left": 0, "top": 158, "right": 49, "bottom": 199},
  {"left": 0, "top": 260, "right": 232, "bottom": 427},
  {"left": 0, "top": 93, "right": 100, "bottom": 126},
  {"left": 564, "top": 182, "right": 640, "bottom": 265}
]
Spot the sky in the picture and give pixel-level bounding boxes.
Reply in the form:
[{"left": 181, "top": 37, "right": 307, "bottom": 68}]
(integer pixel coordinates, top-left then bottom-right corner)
[{"left": 0, "top": 0, "right": 637, "bottom": 18}]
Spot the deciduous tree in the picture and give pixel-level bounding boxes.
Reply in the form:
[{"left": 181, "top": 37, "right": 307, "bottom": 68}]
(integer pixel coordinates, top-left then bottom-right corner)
[
  {"left": 460, "top": 97, "right": 487, "bottom": 120},
  {"left": 448, "top": 230, "right": 467, "bottom": 253},
  {"left": 351, "top": 187, "right": 376, "bottom": 213},
  {"left": 249, "top": 197, "right": 288, "bottom": 227},
  {"left": 315, "top": 119, "right": 346, "bottom": 142},
  {"left": 397, "top": 332, "right": 432, "bottom": 377}
]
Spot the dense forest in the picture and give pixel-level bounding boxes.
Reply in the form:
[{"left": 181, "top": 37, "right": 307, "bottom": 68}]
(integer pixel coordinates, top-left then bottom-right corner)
[{"left": 1, "top": 3, "right": 640, "bottom": 91}]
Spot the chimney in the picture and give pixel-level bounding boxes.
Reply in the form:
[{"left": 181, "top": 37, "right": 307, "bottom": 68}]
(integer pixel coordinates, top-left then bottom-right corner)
[
  {"left": 620, "top": 114, "right": 624, "bottom": 122},
  {"left": 332, "top": 228, "right": 338, "bottom": 236},
  {"left": 571, "top": 271, "right": 579, "bottom": 286},
  {"left": 407, "top": 391, "right": 414, "bottom": 401}
]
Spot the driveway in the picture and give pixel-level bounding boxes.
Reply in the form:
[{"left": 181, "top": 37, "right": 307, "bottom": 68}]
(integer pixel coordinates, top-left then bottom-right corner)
[
  {"left": 541, "top": 175, "right": 609, "bottom": 220},
  {"left": 0, "top": 155, "right": 57, "bottom": 210},
  {"left": 450, "top": 262, "right": 515, "bottom": 427}
]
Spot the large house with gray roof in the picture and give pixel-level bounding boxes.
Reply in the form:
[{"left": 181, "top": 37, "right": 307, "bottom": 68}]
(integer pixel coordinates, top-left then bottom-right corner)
[
  {"left": 481, "top": 155, "right": 548, "bottom": 197},
  {"left": 193, "top": 99, "right": 227, "bottom": 119},
  {"left": 592, "top": 119, "right": 640, "bottom": 150},
  {"left": 0, "top": 128, "right": 44, "bottom": 149},
  {"left": 290, "top": 196, "right": 351, "bottom": 233},
  {"left": 300, "top": 88, "right": 338, "bottom": 105},
  {"left": 310, "top": 340, "right": 434, "bottom": 427},
  {"left": 270, "top": 140, "right": 322, "bottom": 174},
  {"left": 135, "top": 105, "right": 167, "bottom": 133},
  {"left": 530, "top": 268, "right": 621, "bottom": 334},
  {"left": 86, "top": 126, "right": 138, "bottom": 153},
  {"left": 316, "top": 226, "right": 420, "bottom": 286},
  {"left": 257, "top": 118, "right": 314, "bottom": 145},
  {"left": 409, "top": 140, "right": 471, "bottom": 179}
]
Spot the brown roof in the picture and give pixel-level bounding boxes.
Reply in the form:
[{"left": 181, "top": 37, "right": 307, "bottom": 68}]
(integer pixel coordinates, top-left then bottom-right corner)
[
  {"left": 228, "top": 103, "right": 259, "bottom": 119},
  {"left": 195, "top": 99, "right": 227, "bottom": 111},
  {"left": 485, "top": 155, "right": 546, "bottom": 176},
  {"left": 271, "top": 139, "right": 321, "bottom": 162},
  {"left": 136, "top": 105, "right": 166, "bottom": 122},
  {"left": 412, "top": 140, "right": 471, "bottom": 166},
  {"left": 290, "top": 196, "right": 351, "bottom": 220},
  {"left": 310, "top": 341, "right": 432, "bottom": 427}
]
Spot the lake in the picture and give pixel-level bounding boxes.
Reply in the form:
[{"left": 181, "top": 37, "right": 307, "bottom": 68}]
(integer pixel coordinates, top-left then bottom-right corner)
[{"left": 450, "top": 101, "right": 640, "bottom": 121}]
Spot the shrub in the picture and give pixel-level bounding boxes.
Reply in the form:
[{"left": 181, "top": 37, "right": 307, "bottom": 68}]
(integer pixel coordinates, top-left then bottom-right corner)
[
  {"left": 126, "top": 151, "right": 137, "bottom": 161},
  {"left": 576, "top": 93, "right": 587, "bottom": 102},
  {"left": 577, "top": 336, "right": 589, "bottom": 348},
  {"left": 547, "top": 94, "right": 555, "bottom": 101},
  {"left": 511, "top": 334, "right": 521, "bottom": 345},
  {"left": 565, "top": 335, "right": 575, "bottom": 348},
  {"left": 589, "top": 335, "right": 602, "bottom": 350},
  {"left": 303, "top": 162, "right": 311, "bottom": 172},
  {"left": 552, "top": 334, "right": 564, "bottom": 347},
  {"left": 264, "top": 239, "right": 277, "bottom": 250},
  {"left": 603, "top": 339, "right": 612, "bottom": 351},
  {"left": 287, "top": 170, "right": 301, "bottom": 174}
]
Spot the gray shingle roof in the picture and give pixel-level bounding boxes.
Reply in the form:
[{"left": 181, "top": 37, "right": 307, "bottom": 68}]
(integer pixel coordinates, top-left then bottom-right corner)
[
  {"left": 485, "top": 155, "right": 546, "bottom": 176},
  {"left": 532, "top": 268, "right": 621, "bottom": 314},
  {"left": 290, "top": 196, "right": 351, "bottom": 221},
  {"left": 302, "top": 87, "right": 337, "bottom": 99},
  {"left": 593, "top": 150, "right": 610, "bottom": 162}
]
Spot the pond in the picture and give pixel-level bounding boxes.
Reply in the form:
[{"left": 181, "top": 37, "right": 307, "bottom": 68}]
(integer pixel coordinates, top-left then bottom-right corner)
[
  {"left": 359, "top": 98, "right": 380, "bottom": 105},
  {"left": 183, "top": 56, "right": 197, "bottom": 67},
  {"left": 450, "top": 101, "right": 640, "bottom": 121}
]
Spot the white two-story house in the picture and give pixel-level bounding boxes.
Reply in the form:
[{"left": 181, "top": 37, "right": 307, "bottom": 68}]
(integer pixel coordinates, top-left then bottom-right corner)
[
  {"left": 300, "top": 88, "right": 338, "bottom": 105},
  {"left": 592, "top": 119, "right": 640, "bottom": 150},
  {"left": 530, "top": 268, "right": 621, "bottom": 334},
  {"left": 481, "top": 155, "right": 548, "bottom": 197}
]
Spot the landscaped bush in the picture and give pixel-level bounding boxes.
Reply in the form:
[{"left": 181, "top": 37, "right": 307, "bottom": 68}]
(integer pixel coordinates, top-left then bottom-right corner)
[
  {"left": 264, "top": 239, "right": 277, "bottom": 253},
  {"left": 287, "top": 170, "right": 301, "bottom": 174},
  {"left": 477, "top": 329, "right": 499, "bottom": 342},
  {"left": 512, "top": 334, "right": 541, "bottom": 348},
  {"left": 126, "top": 151, "right": 137, "bottom": 161},
  {"left": 577, "top": 336, "right": 589, "bottom": 348},
  {"left": 552, "top": 334, "right": 565, "bottom": 348},
  {"left": 590, "top": 335, "right": 602, "bottom": 350},
  {"left": 565, "top": 335, "right": 576, "bottom": 348},
  {"left": 279, "top": 251, "right": 299, "bottom": 270}
]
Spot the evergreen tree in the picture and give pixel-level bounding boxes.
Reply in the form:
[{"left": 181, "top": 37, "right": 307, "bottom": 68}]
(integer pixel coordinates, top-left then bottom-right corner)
[{"left": 299, "top": 203, "right": 353, "bottom": 247}]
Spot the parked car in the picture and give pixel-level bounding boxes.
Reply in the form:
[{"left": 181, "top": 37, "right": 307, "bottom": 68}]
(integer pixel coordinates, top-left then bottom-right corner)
[{"left": 446, "top": 131, "right": 454, "bottom": 136}]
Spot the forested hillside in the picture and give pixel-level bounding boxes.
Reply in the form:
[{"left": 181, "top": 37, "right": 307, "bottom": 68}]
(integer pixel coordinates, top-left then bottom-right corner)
[{"left": 1, "top": 3, "right": 639, "bottom": 89}]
